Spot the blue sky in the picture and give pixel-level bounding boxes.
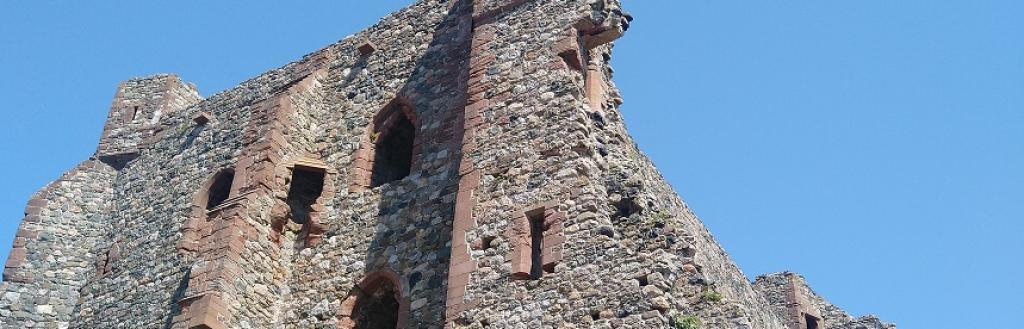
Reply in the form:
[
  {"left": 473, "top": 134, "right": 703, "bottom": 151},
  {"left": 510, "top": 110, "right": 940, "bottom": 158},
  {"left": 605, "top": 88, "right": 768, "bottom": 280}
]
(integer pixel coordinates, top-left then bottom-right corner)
[{"left": 1, "top": 1, "right": 1020, "bottom": 328}]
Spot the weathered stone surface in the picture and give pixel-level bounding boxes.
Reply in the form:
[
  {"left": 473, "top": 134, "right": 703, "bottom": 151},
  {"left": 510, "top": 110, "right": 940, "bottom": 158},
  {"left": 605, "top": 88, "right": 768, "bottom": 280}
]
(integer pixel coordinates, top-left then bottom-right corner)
[
  {"left": 754, "top": 273, "right": 896, "bottom": 329},
  {"left": 1, "top": 0, "right": 892, "bottom": 328}
]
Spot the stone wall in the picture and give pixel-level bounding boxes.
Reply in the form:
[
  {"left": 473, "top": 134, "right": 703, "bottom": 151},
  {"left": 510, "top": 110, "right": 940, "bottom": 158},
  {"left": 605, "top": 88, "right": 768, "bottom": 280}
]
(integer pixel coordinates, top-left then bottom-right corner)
[
  {"left": 70, "top": 1, "right": 472, "bottom": 327},
  {"left": 754, "top": 273, "right": 896, "bottom": 329},
  {"left": 1, "top": 0, "right": 893, "bottom": 328},
  {"left": 95, "top": 74, "right": 202, "bottom": 168},
  {"left": 1, "top": 159, "right": 117, "bottom": 328},
  {"left": 441, "top": 1, "right": 794, "bottom": 328}
]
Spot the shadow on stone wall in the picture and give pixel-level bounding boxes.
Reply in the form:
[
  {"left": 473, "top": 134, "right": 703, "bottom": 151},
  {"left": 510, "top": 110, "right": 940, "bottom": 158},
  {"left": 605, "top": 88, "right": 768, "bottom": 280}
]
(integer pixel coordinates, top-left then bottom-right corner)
[{"left": 357, "top": 0, "right": 476, "bottom": 327}]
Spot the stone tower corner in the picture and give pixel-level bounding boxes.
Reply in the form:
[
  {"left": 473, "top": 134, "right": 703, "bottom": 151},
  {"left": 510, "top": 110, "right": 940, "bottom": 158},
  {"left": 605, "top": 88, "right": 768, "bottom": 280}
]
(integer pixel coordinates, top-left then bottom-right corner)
[{"left": 95, "top": 74, "right": 202, "bottom": 169}]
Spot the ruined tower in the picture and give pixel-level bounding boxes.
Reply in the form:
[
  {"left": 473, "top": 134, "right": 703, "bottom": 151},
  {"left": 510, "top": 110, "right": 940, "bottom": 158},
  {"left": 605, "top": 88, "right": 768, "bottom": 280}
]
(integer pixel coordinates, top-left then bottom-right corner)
[{"left": 1, "top": 1, "right": 893, "bottom": 328}]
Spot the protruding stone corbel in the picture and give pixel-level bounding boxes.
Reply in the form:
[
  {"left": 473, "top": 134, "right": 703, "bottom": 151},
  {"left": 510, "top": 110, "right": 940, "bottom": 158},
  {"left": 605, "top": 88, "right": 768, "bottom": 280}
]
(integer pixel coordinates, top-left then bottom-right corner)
[
  {"left": 358, "top": 40, "right": 377, "bottom": 56},
  {"left": 553, "top": 27, "right": 585, "bottom": 72},
  {"left": 193, "top": 112, "right": 213, "bottom": 125},
  {"left": 576, "top": 1, "right": 633, "bottom": 50}
]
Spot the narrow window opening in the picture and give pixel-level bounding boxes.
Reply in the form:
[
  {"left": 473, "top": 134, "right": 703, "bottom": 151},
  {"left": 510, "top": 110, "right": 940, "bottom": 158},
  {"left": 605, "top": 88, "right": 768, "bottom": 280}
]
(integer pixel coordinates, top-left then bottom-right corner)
[
  {"left": 805, "top": 314, "right": 820, "bottom": 329},
  {"left": 559, "top": 49, "right": 584, "bottom": 72},
  {"left": 482, "top": 236, "right": 496, "bottom": 250},
  {"left": 286, "top": 166, "right": 326, "bottom": 225},
  {"left": 513, "top": 207, "right": 564, "bottom": 280},
  {"left": 99, "top": 243, "right": 120, "bottom": 275},
  {"left": 408, "top": 272, "right": 422, "bottom": 291},
  {"left": 206, "top": 171, "right": 234, "bottom": 210},
  {"left": 611, "top": 198, "right": 642, "bottom": 220},
  {"left": 131, "top": 106, "right": 140, "bottom": 121},
  {"left": 370, "top": 111, "right": 415, "bottom": 187},
  {"left": 353, "top": 280, "right": 400, "bottom": 329},
  {"left": 528, "top": 212, "right": 545, "bottom": 279},
  {"left": 636, "top": 274, "right": 650, "bottom": 287}
]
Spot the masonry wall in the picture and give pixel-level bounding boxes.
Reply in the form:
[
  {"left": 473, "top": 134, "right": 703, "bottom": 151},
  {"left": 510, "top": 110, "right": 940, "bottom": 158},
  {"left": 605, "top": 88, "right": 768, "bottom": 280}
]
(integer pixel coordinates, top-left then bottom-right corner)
[
  {"left": 0, "top": 159, "right": 116, "bottom": 328},
  {"left": 443, "top": 0, "right": 793, "bottom": 328},
  {"left": 68, "top": 1, "right": 471, "bottom": 327},
  {"left": 2, "top": 0, "right": 893, "bottom": 328},
  {"left": 754, "top": 273, "right": 896, "bottom": 329},
  {"left": 96, "top": 74, "right": 202, "bottom": 167},
  {"left": 277, "top": 1, "right": 472, "bottom": 327}
]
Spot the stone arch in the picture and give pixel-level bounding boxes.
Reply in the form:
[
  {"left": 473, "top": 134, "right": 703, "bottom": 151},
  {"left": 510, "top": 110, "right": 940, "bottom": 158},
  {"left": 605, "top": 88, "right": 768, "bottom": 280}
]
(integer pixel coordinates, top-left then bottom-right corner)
[
  {"left": 203, "top": 169, "right": 236, "bottom": 210},
  {"left": 351, "top": 99, "right": 420, "bottom": 191},
  {"left": 339, "top": 271, "right": 410, "bottom": 329}
]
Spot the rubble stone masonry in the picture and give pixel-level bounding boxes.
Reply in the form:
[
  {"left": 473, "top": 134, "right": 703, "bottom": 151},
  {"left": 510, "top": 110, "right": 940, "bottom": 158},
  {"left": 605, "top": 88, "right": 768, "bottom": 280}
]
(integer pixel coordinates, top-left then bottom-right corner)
[{"left": 1, "top": 1, "right": 893, "bottom": 328}]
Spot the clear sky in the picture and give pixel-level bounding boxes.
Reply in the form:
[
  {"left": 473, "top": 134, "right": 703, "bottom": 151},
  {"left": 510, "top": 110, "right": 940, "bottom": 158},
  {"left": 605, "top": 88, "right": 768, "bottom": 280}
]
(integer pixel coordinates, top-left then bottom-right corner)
[{"left": 1, "top": 1, "right": 1020, "bottom": 328}]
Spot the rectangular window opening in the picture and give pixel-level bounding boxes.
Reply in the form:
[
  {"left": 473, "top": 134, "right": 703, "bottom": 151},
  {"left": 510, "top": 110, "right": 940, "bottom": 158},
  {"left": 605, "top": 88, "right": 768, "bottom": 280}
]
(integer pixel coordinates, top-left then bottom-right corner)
[
  {"left": 286, "top": 166, "right": 326, "bottom": 225},
  {"left": 206, "top": 171, "right": 235, "bottom": 210},
  {"left": 528, "top": 211, "right": 545, "bottom": 279},
  {"left": 370, "top": 112, "right": 415, "bottom": 187}
]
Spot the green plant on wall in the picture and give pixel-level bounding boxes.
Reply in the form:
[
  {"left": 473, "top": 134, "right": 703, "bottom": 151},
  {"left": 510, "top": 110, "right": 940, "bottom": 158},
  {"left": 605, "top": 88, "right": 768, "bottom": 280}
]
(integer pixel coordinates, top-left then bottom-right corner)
[
  {"left": 672, "top": 314, "right": 701, "bottom": 329},
  {"left": 702, "top": 290, "right": 723, "bottom": 303},
  {"left": 652, "top": 210, "right": 672, "bottom": 224}
]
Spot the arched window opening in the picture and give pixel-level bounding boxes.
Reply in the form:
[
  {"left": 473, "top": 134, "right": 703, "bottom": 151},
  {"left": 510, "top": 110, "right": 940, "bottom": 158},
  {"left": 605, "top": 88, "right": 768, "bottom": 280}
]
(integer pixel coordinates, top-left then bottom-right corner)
[
  {"left": 353, "top": 279, "right": 400, "bottom": 329},
  {"left": 804, "top": 314, "right": 820, "bottom": 329},
  {"left": 370, "top": 106, "right": 416, "bottom": 188},
  {"left": 206, "top": 170, "right": 235, "bottom": 210},
  {"left": 286, "top": 166, "right": 326, "bottom": 225}
]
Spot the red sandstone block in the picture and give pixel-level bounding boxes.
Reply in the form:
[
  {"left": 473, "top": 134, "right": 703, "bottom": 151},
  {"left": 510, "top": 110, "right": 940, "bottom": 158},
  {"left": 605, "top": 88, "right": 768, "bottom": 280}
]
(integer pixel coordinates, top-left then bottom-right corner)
[
  {"left": 488, "top": 90, "right": 512, "bottom": 105},
  {"left": 450, "top": 248, "right": 472, "bottom": 264},
  {"left": 27, "top": 198, "right": 47, "bottom": 208},
  {"left": 467, "top": 84, "right": 490, "bottom": 99},
  {"left": 553, "top": 34, "right": 579, "bottom": 56},
  {"left": 446, "top": 289, "right": 466, "bottom": 305},
  {"left": 460, "top": 172, "right": 480, "bottom": 191},
  {"left": 473, "top": 28, "right": 496, "bottom": 43},
  {"left": 193, "top": 112, "right": 213, "bottom": 125},
  {"left": 23, "top": 214, "right": 42, "bottom": 224},
  {"left": 542, "top": 235, "right": 566, "bottom": 249},
  {"left": 15, "top": 228, "right": 38, "bottom": 239},
  {"left": 453, "top": 197, "right": 475, "bottom": 227},
  {"left": 450, "top": 260, "right": 477, "bottom": 276},
  {"left": 4, "top": 247, "right": 27, "bottom": 269},
  {"left": 448, "top": 272, "right": 471, "bottom": 289},
  {"left": 471, "top": 57, "right": 495, "bottom": 70},
  {"left": 543, "top": 246, "right": 563, "bottom": 259},
  {"left": 511, "top": 247, "right": 531, "bottom": 278},
  {"left": 358, "top": 41, "right": 377, "bottom": 56}
]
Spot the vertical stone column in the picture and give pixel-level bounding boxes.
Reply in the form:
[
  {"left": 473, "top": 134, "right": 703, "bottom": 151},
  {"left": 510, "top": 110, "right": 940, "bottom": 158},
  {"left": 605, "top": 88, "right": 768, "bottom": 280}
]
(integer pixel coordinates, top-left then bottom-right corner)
[
  {"left": 781, "top": 273, "right": 825, "bottom": 329},
  {"left": 95, "top": 74, "right": 202, "bottom": 168},
  {"left": 443, "top": 5, "right": 492, "bottom": 324}
]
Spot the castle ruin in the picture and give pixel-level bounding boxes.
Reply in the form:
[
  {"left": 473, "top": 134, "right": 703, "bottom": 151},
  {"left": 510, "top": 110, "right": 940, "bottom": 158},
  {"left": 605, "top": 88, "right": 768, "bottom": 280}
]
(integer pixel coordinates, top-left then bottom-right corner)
[{"left": 1, "top": 1, "right": 894, "bottom": 328}]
